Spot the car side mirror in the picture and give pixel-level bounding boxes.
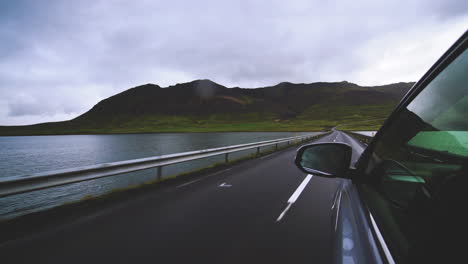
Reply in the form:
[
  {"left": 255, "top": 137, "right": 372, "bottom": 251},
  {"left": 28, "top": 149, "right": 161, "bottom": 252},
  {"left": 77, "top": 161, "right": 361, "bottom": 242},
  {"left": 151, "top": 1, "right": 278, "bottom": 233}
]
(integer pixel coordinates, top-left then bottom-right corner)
[{"left": 295, "top": 143, "right": 352, "bottom": 178}]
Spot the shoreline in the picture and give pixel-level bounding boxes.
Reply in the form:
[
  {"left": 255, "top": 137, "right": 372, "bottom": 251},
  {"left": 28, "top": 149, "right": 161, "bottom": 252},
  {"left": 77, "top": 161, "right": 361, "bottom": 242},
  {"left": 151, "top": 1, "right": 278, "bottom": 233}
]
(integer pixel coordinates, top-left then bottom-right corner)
[{"left": 0, "top": 129, "right": 327, "bottom": 137}]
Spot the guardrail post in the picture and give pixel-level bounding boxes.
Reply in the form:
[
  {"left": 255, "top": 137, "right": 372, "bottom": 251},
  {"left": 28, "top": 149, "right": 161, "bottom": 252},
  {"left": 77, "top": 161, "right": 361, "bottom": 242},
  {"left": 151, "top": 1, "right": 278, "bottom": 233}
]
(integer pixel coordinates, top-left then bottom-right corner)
[
  {"left": 225, "top": 153, "right": 229, "bottom": 163},
  {"left": 157, "top": 166, "right": 162, "bottom": 181},
  {"left": 0, "top": 134, "right": 336, "bottom": 199},
  {"left": 275, "top": 143, "right": 278, "bottom": 150}
]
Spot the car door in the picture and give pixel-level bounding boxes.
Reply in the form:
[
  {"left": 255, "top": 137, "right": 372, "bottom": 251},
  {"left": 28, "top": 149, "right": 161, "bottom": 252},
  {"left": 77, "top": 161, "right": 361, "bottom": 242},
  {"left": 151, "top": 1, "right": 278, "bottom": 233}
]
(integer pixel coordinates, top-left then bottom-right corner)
[{"left": 355, "top": 31, "right": 468, "bottom": 263}]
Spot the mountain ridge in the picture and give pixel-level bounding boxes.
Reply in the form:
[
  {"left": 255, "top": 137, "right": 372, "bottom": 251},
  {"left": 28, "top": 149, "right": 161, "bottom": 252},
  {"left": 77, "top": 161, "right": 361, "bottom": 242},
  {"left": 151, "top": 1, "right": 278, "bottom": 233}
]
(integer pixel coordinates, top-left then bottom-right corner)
[{"left": 0, "top": 80, "right": 414, "bottom": 135}]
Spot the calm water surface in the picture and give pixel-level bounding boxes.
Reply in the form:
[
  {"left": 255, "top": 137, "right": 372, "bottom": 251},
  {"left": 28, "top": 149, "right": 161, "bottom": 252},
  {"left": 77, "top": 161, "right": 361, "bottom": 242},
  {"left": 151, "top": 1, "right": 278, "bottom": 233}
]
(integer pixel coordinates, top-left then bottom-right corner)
[{"left": 0, "top": 132, "right": 317, "bottom": 219}]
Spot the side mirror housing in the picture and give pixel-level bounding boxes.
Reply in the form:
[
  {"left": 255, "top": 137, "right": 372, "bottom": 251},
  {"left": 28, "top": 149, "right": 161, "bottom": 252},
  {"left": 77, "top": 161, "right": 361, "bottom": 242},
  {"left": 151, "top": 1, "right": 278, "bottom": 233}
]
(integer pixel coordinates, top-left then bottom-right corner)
[{"left": 295, "top": 143, "right": 352, "bottom": 178}]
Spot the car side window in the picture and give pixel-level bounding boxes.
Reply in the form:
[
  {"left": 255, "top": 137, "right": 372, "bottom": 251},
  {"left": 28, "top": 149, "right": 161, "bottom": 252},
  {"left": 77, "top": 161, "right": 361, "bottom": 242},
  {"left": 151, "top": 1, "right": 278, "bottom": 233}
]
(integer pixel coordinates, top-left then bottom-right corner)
[{"left": 360, "top": 44, "right": 468, "bottom": 262}]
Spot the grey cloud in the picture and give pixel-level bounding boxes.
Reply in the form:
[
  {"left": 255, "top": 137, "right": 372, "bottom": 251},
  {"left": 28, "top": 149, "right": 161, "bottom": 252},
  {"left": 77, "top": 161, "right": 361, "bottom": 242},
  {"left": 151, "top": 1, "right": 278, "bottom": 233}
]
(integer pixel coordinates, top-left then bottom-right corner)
[
  {"left": 0, "top": 0, "right": 467, "bottom": 125},
  {"left": 7, "top": 90, "right": 86, "bottom": 117},
  {"left": 429, "top": 0, "right": 468, "bottom": 19},
  {"left": 8, "top": 101, "right": 44, "bottom": 117}
]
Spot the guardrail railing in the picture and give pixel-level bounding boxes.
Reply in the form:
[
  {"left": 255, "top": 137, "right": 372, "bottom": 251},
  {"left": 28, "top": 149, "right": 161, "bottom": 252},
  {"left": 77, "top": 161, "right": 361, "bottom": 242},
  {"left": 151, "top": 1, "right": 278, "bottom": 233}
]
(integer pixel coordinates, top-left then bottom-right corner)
[
  {"left": 343, "top": 131, "right": 374, "bottom": 146},
  {"left": 0, "top": 133, "right": 326, "bottom": 198}
]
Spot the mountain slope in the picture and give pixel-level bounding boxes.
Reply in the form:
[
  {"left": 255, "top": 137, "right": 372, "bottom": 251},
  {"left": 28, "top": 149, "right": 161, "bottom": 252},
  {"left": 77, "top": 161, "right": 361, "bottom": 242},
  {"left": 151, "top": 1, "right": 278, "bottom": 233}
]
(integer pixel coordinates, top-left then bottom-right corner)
[{"left": 0, "top": 80, "right": 414, "bottom": 135}]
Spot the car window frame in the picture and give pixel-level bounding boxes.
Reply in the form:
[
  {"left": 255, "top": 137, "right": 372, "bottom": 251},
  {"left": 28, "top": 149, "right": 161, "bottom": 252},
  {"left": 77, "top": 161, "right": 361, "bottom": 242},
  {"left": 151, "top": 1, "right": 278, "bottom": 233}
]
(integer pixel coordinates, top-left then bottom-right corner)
[
  {"left": 352, "top": 30, "right": 468, "bottom": 262},
  {"left": 356, "top": 30, "right": 468, "bottom": 181}
]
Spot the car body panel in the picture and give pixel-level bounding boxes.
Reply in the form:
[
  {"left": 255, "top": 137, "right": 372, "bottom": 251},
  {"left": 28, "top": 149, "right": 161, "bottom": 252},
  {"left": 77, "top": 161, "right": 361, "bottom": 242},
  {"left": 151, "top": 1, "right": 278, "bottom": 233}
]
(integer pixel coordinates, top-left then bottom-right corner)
[
  {"left": 297, "top": 30, "right": 467, "bottom": 264},
  {"left": 332, "top": 179, "right": 386, "bottom": 264}
]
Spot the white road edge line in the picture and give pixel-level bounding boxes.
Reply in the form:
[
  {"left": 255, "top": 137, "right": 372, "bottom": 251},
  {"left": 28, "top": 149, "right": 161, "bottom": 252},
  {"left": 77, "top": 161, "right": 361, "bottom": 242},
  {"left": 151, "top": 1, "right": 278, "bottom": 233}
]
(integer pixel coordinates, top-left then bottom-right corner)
[
  {"left": 276, "top": 174, "right": 313, "bottom": 222},
  {"left": 259, "top": 153, "right": 274, "bottom": 159},
  {"left": 211, "top": 168, "right": 232, "bottom": 176},
  {"left": 176, "top": 179, "right": 202, "bottom": 188}
]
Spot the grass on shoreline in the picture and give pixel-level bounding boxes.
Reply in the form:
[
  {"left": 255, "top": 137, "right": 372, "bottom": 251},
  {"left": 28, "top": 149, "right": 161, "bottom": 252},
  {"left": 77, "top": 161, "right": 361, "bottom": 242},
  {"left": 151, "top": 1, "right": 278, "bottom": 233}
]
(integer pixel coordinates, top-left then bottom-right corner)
[
  {"left": 0, "top": 118, "right": 381, "bottom": 136},
  {"left": 0, "top": 121, "right": 328, "bottom": 136},
  {"left": 0, "top": 103, "right": 395, "bottom": 136}
]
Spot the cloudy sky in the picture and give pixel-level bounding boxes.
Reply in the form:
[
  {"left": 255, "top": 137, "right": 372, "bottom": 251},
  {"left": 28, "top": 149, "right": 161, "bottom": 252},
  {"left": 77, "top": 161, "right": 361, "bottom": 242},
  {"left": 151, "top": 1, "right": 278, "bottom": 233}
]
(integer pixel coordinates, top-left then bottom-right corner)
[{"left": 1, "top": 0, "right": 467, "bottom": 125}]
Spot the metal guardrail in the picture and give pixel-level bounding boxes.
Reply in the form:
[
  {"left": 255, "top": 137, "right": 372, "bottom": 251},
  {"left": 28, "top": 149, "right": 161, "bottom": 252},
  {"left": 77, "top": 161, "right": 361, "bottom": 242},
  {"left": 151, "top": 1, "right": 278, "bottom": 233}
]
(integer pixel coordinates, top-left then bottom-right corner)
[
  {"left": 0, "top": 133, "right": 325, "bottom": 198},
  {"left": 344, "top": 131, "right": 373, "bottom": 145}
]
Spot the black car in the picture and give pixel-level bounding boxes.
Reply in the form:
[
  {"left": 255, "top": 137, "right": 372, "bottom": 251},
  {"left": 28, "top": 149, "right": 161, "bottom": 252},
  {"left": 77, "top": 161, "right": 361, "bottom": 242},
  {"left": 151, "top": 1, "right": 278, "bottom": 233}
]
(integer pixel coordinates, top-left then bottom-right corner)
[{"left": 295, "top": 30, "right": 468, "bottom": 263}]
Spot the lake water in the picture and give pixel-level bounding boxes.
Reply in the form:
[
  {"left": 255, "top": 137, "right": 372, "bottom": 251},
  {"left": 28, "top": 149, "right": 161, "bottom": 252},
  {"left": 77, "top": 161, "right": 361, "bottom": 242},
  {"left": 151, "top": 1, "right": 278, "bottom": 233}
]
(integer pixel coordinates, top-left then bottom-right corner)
[{"left": 0, "top": 132, "right": 317, "bottom": 219}]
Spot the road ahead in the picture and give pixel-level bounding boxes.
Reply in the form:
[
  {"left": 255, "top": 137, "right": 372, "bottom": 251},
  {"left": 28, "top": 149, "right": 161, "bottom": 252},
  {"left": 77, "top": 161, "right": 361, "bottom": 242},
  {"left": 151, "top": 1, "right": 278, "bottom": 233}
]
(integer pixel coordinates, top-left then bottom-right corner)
[{"left": 0, "top": 130, "right": 367, "bottom": 264}]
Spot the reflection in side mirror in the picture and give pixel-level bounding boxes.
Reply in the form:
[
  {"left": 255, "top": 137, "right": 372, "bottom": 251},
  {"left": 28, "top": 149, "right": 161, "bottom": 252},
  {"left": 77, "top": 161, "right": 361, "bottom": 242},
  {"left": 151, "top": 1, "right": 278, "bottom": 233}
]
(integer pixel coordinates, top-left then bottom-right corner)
[{"left": 295, "top": 143, "right": 352, "bottom": 178}]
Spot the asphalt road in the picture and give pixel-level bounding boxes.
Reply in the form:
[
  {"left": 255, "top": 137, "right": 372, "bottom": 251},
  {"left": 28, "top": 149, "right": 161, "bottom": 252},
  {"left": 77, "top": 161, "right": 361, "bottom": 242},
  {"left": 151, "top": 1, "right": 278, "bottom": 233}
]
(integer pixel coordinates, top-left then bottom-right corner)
[{"left": 0, "top": 130, "right": 366, "bottom": 264}]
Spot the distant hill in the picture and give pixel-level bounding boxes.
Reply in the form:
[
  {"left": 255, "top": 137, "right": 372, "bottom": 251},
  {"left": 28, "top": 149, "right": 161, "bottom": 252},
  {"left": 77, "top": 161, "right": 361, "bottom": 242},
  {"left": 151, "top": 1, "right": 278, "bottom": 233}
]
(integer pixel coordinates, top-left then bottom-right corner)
[{"left": 0, "top": 80, "right": 414, "bottom": 135}]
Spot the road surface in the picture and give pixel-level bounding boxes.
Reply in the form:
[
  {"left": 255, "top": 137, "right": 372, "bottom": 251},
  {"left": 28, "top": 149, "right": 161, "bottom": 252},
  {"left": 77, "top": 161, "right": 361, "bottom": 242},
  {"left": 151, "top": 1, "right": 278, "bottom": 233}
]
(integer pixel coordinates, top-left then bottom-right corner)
[{"left": 0, "top": 130, "right": 367, "bottom": 264}]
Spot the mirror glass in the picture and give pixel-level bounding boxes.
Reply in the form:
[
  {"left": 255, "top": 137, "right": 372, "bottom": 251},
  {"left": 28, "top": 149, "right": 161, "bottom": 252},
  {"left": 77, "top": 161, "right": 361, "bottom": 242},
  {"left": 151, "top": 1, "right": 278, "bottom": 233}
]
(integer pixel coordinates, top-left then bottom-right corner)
[{"left": 298, "top": 143, "right": 351, "bottom": 177}]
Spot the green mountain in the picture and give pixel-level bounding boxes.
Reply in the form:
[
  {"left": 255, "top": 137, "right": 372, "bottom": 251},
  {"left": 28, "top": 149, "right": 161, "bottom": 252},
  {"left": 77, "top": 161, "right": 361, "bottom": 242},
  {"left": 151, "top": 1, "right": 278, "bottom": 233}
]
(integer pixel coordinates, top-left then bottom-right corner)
[{"left": 0, "top": 80, "right": 414, "bottom": 135}]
